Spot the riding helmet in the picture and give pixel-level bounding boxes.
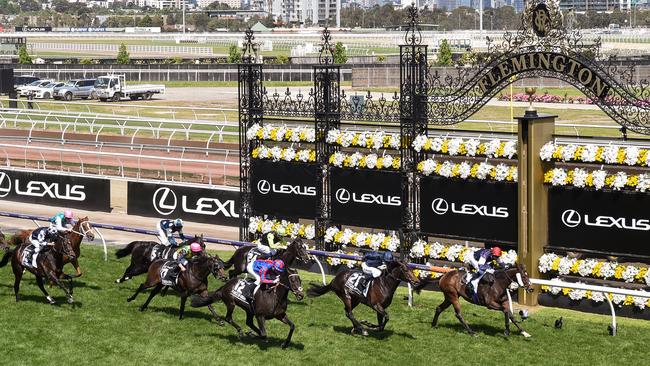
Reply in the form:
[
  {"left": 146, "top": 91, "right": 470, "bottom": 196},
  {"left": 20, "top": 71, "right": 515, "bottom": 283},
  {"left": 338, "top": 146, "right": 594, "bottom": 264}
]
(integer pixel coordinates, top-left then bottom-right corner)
[
  {"left": 273, "top": 259, "right": 285, "bottom": 272},
  {"left": 174, "top": 218, "right": 184, "bottom": 227},
  {"left": 491, "top": 247, "right": 502, "bottom": 257},
  {"left": 64, "top": 210, "right": 74, "bottom": 219},
  {"left": 190, "top": 242, "right": 202, "bottom": 253}
]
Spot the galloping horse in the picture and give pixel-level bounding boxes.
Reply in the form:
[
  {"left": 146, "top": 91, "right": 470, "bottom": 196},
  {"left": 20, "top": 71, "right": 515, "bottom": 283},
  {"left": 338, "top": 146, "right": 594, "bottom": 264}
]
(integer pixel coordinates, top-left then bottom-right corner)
[
  {"left": 127, "top": 254, "right": 226, "bottom": 320},
  {"left": 308, "top": 259, "right": 420, "bottom": 336},
  {"left": 192, "top": 268, "right": 304, "bottom": 349},
  {"left": 0, "top": 235, "right": 77, "bottom": 304},
  {"left": 114, "top": 235, "right": 204, "bottom": 284},
  {"left": 223, "top": 238, "right": 311, "bottom": 278},
  {"left": 430, "top": 263, "right": 533, "bottom": 337}
]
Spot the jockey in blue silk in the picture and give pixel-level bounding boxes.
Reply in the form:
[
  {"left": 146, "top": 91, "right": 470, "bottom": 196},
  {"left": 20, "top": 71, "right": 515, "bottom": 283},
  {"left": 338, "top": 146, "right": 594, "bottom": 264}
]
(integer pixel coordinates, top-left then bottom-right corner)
[
  {"left": 157, "top": 218, "right": 186, "bottom": 247},
  {"left": 251, "top": 259, "right": 285, "bottom": 296},
  {"left": 361, "top": 251, "right": 393, "bottom": 279},
  {"left": 468, "top": 247, "right": 504, "bottom": 295},
  {"left": 29, "top": 226, "right": 59, "bottom": 268},
  {"left": 50, "top": 210, "right": 73, "bottom": 234}
]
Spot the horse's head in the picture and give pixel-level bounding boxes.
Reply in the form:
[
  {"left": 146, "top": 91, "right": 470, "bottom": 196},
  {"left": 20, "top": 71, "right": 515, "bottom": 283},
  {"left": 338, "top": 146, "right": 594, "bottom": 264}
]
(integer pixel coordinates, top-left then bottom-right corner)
[
  {"left": 77, "top": 217, "right": 95, "bottom": 241},
  {"left": 195, "top": 234, "right": 206, "bottom": 249},
  {"left": 390, "top": 258, "right": 420, "bottom": 287},
  {"left": 286, "top": 268, "right": 304, "bottom": 301},
  {"left": 512, "top": 263, "right": 533, "bottom": 293},
  {"left": 208, "top": 254, "right": 227, "bottom": 281},
  {"left": 57, "top": 235, "right": 76, "bottom": 260},
  {"left": 290, "top": 238, "right": 311, "bottom": 264}
]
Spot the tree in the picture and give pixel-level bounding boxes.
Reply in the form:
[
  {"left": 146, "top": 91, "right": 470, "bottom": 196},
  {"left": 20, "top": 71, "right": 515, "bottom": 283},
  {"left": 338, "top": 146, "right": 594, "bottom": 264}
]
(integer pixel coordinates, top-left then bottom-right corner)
[
  {"left": 138, "top": 14, "right": 153, "bottom": 27},
  {"left": 20, "top": 0, "right": 40, "bottom": 12},
  {"left": 436, "top": 39, "right": 453, "bottom": 66},
  {"left": 227, "top": 44, "right": 241, "bottom": 63},
  {"left": 116, "top": 43, "right": 130, "bottom": 64},
  {"left": 18, "top": 45, "right": 32, "bottom": 64},
  {"left": 333, "top": 42, "right": 347, "bottom": 64}
]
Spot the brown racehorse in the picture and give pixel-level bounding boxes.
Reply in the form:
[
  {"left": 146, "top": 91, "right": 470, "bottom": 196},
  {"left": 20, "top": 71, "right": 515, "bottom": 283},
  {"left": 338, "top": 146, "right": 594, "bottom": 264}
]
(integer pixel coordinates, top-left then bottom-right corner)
[
  {"left": 192, "top": 268, "right": 304, "bottom": 349},
  {"left": 430, "top": 263, "right": 533, "bottom": 337},
  {"left": 308, "top": 259, "right": 420, "bottom": 336},
  {"left": 127, "top": 254, "right": 227, "bottom": 321},
  {"left": 223, "top": 238, "right": 311, "bottom": 278},
  {"left": 0, "top": 234, "right": 77, "bottom": 304}
]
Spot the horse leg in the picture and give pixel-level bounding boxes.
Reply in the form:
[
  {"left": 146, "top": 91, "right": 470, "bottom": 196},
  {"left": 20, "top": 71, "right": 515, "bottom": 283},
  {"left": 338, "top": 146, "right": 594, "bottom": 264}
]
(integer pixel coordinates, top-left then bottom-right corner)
[
  {"left": 255, "top": 315, "right": 268, "bottom": 341},
  {"left": 343, "top": 298, "right": 367, "bottom": 336},
  {"left": 507, "top": 310, "right": 531, "bottom": 338},
  {"left": 35, "top": 276, "right": 56, "bottom": 305},
  {"left": 178, "top": 295, "right": 187, "bottom": 320},
  {"left": 127, "top": 282, "right": 147, "bottom": 302},
  {"left": 139, "top": 284, "right": 162, "bottom": 312},
  {"left": 278, "top": 314, "right": 295, "bottom": 349},
  {"left": 503, "top": 310, "right": 511, "bottom": 337},
  {"left": 12, "top": 261, "right": 23, "bottom": 302},
  {"left": 245, "top": 311, "right": 262, "bottom": 337},
  {"left": 71, "top": 257, "right": 82, "bottom": 277},
  {"left": 115, "top": 264, "right": 145, "bottom": 284},
  {"left": 432, "top": 298, "right": 452, "bottom": 328},
  {"left": 48, "top": 271, "right": 74, "bottom": 304},
  {"left": 221, "top": 303, "right": 244, "bottom": 338},
  {"left": 361, "top": 304, "right": 388, "bottom": 330},
  {"left": 451, "top": 299, "right": 475, "bottom": 336}
]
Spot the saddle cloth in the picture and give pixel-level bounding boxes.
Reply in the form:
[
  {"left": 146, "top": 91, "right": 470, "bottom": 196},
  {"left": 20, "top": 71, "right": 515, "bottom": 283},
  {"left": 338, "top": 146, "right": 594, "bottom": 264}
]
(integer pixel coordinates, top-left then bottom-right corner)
[
  {"left": 345, "top": 271, "right": 372, "bottom": 297},
  {"left": 231, "top": 278, "right": 256, "bottom": 305},
  {"left": 21, "top": 245, "right": 36, "bottom": 269},
  {"left": 151, "top": 245, "right": 174, "bottom": 262},
  {"left": 160, "top": 261, "right": 181, "bottom": 287}
]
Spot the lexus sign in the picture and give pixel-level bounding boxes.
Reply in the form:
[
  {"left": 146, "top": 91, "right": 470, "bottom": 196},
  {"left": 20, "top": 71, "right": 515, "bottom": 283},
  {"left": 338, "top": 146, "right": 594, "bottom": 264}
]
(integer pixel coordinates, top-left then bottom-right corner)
[{"left": 420, "top": 176, "right": 517, "bottom": 244}]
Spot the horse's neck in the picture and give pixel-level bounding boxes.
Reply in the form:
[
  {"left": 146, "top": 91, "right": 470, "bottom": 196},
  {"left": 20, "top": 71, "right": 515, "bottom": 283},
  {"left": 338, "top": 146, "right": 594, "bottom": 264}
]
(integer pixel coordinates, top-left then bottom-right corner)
[
  {"left": 188, "top": 260, "right": 210, "bottom": 280},
  {"left": 69, "top": 222, "right": 83, "bottom": 249},
  {"left": 493, "top": 270, "right": 515, "bottom": 292},
  {"left": 378, "top": 270, "right": 401, "bottom": 293},
  {"left": 280, "top": 247, "right": 295, "bottom": 263}
]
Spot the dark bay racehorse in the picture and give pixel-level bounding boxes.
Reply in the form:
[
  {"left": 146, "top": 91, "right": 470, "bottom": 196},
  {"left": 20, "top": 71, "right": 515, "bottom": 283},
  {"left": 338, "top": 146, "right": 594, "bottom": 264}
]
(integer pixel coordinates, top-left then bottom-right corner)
[
  {"left": 114, "top": 235, "right": 204, "bottom": 284},
  {"left": 127, "top": 254, "right": 226, "bottom": 320},
  {"left": 430, "top": 263, "right": 533, "bottom": 337},
  {"left": 192, "top": 268, "right": 304, "bottom": 349},
  {"left": 223, "top": 238, "right": 310, "bottom": 278},
  {"left": 0, "top": 235, "right": 77, "bottom": 304},
  {"left": 308, "top": 260, "right": 419, "bottom": 336}
]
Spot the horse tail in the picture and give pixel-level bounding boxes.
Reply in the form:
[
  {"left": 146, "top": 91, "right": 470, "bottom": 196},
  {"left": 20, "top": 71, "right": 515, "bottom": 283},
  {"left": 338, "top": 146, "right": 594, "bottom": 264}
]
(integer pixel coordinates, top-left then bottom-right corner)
[
  {"left": 115, "top": 241, "right": 137, "bottom": 258},
  {"left": 413, "top": 277, "right": 439, "bottom": 294},
  {"left": 307, "top": 282, "right": 331, "bottom": 298},
  {"left": 10, "top": 234, "right": 24, "bottom": 247},
  {"left": 0, "top": 248, "right": 14, "bottom": 268},
  {"left": 191, "top": 289, "right": 222, "bottom": 308}
]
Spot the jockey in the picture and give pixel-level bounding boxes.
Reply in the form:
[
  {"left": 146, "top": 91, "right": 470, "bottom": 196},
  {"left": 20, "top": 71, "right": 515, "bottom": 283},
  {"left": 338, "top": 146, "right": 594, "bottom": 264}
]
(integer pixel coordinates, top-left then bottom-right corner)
[
  {"left": 361, "top": 251, "right": 393, "bottom": 279},
  {"left": 251, "top": 259, "right": 285, "bottom": 296},
  {"left": 256, "top": 228, "right": 285, "bottom": 258},
  {"left": 29, "top": 226, "right": 59, "bottom": 268},
  {"left": 157, "top": 218, "right": 186, "bottom": 247},
  {"left": 468, "top": 247, "right": 504, "bottom": 295},
  {"left": 174, "top": 242, "right": 203, "bottom": 272},
  {"left": 50, "top": 210, "right": 73, "bottom": 234}
]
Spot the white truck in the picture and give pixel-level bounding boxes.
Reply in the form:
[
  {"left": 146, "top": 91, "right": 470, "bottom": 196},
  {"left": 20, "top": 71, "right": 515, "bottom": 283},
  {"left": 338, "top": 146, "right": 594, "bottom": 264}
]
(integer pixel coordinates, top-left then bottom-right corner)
[{"left": 94, "top": 75, "right": 165, "bottom": 102}]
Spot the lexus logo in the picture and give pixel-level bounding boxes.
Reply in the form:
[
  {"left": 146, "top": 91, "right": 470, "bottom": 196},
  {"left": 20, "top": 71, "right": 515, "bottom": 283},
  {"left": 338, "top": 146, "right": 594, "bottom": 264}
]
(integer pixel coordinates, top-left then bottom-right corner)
[
  {"left": 153, "top": 187, "right": 177, "bottom": 215},
  {"left": 257, "top": 180, "right": 271, "bottom": 195},
  {"left": 0, "top": 172, "right": 11, "bottom": 198},
  {"left": 561, "top": 209, "right": 581, "bottom": 228},
  {"left": 335, "top": 188, "right": 351, "bottom": 204},
  {"left": 431, "top": 198, "right": 449, "bottom": 215}
]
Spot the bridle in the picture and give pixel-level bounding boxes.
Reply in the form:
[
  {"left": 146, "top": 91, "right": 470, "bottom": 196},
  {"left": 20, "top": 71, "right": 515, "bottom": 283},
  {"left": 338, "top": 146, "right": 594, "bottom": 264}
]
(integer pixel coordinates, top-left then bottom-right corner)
[
  {"left": 504, "top": 266, "right": 528, "bottom": 289},
  {"left": 69, "top": 220, "right": 94, "bottom": 239}
]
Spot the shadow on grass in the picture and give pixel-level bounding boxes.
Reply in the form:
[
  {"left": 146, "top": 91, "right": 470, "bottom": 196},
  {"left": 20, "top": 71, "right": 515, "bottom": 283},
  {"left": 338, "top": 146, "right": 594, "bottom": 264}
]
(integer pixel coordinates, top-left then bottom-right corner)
[
  {"left": 212, "top": 332, "right": 305, "bottom": 350},
  {"left": 16, "top": 294, "right": 83, "bottom": 308},
  {"left": 332, "top": 325, "right": 416, "bottom": 340},
  {"left": 431, "top": 320, "right": 506, "bottom": 337},
  {"left": 142, "top": 306, "right": 217, "bottom": 322}
]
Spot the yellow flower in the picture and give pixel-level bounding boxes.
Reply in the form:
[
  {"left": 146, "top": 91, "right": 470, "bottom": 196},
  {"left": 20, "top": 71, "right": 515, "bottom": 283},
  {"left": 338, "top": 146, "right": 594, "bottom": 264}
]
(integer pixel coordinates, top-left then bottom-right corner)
[
  {"left": 566, "top": 170, "right": 574, "bottom": 184},
  {"left": 359, "top": 156, "right": 367, "bottom": 168},
  {"left": 417, "top": 161, "right": 424, "bottom": 172},
  {"left": 299, "top": 131, "right": 306, "bottom": 141},
  {"left": 351, "top": 135, "right": 359, "bottom": 146},
  {"left": 298, "top": 226, "right": 305, "bottom": 237},
  {"left": 252, "top": 147, "right": 260, "bottom": 158},
  {"left": 377, "top": 158, "right": 384, "bottom": 169},
  {"left": 552, "top": 146, "right": 564, "bottom": 160},
  {"left": 623, "top": 296, "right": 634, "bottom": 306},
  {"left": 541, "top": 285, "right": 550, "bottom": 291},
  {"left": 451, "top": 164, "right": 461, "bottom": 177},
  {"left": 329, "top": 154, "right": 335, "bottom": 164},
  {"left": 616, "top": 149, "right": 626, "bottom": 164},
  {"left": 470, "top": 164, "right": 479, "bottom": 178},
  {"left": 392, "top": 157, "right": 401, "bottom": 169},
  {"left": 595, "top": 147, "right": 604, "bottom": 162},
  {"left": 477, "top": 143, "right": 486, "bottom": 155},
  {"left": 343, "top": 156, "right": 352, "bottom": 167},
  {"left": 639, "top": 150, "right": 648, "bottom": 165},
  {"left": 551, "top": 258, "right": 560, "bottom": 271},
  {"left": 636, "top": 267, "right": 648, "bottom": 280},
  {"left": 627, "top": 175, "right": 638, "bottom": 188},
  {"left": 562, "top": 288, "right": 570, "bottom": 296},
  {"left": 458, "top": 143, "right": 467, "bottom": 155},
  {"left": 285, "top": 130, "right": 293, "bottom": 140},
  {"left": 614, "top": 266, "right": 624, "bottom": 279},
  {"left": 424, "top": 139, "right": 432, "bottom": 151},
  {"left": 270, "top": 129, "right": 278, "bottom": 141},
  {"left": 441, "top": 140, "right": 449, "bottom": 154},
  {"left": 592, "top": 262, "right": 603, "bottom": 277},
  {"left": 574, "top": 146, "right": 584, "bottom": 160},
  {"left": 585, "top": 173, "right": 594, "bottom": 187},
  {"left": 496, "top": 142, "right": 506, "bottom": 157},
  {"left": 605, "top": 175, "right": 615, "bottom": 188},
  {"left": 309, "top": 151, "right": 316, "bottom": 162},
  {"left": 543, "top": 170, "right": 554, "bottom": 183},
  {"left": 570, "top": 260, "right": 581, "bottom": 274}
]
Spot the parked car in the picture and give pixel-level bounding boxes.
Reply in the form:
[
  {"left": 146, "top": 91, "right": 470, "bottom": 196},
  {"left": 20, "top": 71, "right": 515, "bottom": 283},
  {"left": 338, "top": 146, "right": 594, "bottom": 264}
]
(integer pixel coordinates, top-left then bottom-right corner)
[
  {"left": 18, "top": 80, "right": 55, "bottom": 97},
  {"left": 13, "top": 75, "right": 40, "bottom": 89},
  {"left": 52, "top": 79, "right": 97, "bottom": 101},
  {"left": 34, "top": 81, "right": 64, "bottom": 99}
]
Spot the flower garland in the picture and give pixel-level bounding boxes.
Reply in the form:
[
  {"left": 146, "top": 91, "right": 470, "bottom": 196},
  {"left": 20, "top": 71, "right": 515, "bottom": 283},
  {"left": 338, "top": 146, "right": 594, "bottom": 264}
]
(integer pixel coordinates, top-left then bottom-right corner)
[
  {"left": 539, "top": 253, "right": 650, "bottom": 286},
  {"left": 540, "top": 141, "right": 650, "bottom": 167},
  {"left": 325, "top": 250, "right": 361, "bottom": 268},
  {"left": 544, "top": 167, "right": 650, "bottom": 192},
  {"left": 329, "top": 152, "right": 401, "bottom": 170},
  {"left": 417, "top": 159, "right": 518, "bottom": 182},
  {"left": 247, "top": 123, "right": 315, "bottom": 143},
  {"left": 412, "top": 135, "right": 517, "bottom": 159},
  {"left": 326, "top": 129, "right": 400, "bottom": 150},
  {"left": 248, "top": 216, "right": 315, "bottom": 240},
  {"left": 324, "top": 227, "right": 400, "bottom": 252},
  {"left": 541, "top": 277, "right": 650, "bottom": 310},
  {"left": 252, "top": 145, "right": 316, "bottom": 163},
  {"left": 409, "top": 240, "right": 518, "bottom": 266}
]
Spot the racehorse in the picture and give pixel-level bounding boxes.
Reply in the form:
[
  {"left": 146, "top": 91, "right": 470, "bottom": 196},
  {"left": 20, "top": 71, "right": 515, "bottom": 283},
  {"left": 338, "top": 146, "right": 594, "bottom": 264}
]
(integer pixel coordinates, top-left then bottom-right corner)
[
  {"left": 223, "top": 238, "right": 311, "bottom": 278},
  {"left": 0, "top": 230, "right": 7, "bottom": 251},
  {"left": 127, "top": 254, "right": 227, "bottom": 321},
  {"left": 308, "top": 259, "right": 420, "bottom": 336},
  {"left": 429, "top": 263, "right": 534, "bottom": 337},
  {"left": 0, "top": 234, "right": 77, "bottom": 304},
  {"left": 114, "top": 235, "right": 205, "bottom": 284},
  {"left": 191, "top": 268, "right": 304, "bottom": 349}
]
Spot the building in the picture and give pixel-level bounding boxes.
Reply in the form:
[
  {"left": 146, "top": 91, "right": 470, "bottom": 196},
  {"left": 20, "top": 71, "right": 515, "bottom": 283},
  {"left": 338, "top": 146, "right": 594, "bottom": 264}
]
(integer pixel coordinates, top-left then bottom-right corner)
[
  {"left": 559, "top": 0, "right": 622, "bottom": 12},
  {"left": 265, "top": 0, "right": 337, "bottom": 25},
  {"left": 197, "top": 0, "right": 242, "bottom": 7}
]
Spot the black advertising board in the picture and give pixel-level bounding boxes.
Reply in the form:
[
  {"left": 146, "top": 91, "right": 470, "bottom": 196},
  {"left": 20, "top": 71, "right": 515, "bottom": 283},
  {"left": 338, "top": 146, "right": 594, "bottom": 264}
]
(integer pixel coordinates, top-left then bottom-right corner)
[
  {"left": 0, "top": 169, "right": 110, "bottom": 212},
  {"left": 250, "top": 159, "right": 319, "bottom": 219},
  {"left": 330, "top": 168, "right": 404, "bottom": 229},
  {"left": 15, "top": 26, "right": 52, "bottom": 32},
  {"left": 127, "top": 182, "right": 239, "bottom": 226},
  {"left": 419, "top": 176, "right": 518, "bottom": 244},
  {"left": 549, "top": 187, "right": 650, "bottom": 256}
]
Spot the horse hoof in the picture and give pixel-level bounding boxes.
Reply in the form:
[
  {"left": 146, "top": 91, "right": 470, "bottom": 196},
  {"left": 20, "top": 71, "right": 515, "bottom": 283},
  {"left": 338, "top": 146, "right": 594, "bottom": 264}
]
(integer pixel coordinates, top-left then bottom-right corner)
[
  {"left": 115, "top": 279, "right": 121, "bottom": 284},
  {"left": 67, "top": 297, "right": 74, "bottom": 304},
  {"left": 139, "top": 307, "right": 146, "bottom": 312},
  {"left": 469, "top": 332, "right": 478, "bottom": 337},
  {"left": 47, "top": 296, "right": 56, "bottom": 305},
  {"left": 281, "top": 342, "right": 289, "bottom": 349},
  {"left": 504, "top": 331, "right": 510, "bottom": 337},
  {"left": 218, "top": 321, "right": 225, "bottom": 327},
  {"left": 521, "top": 331, "right": 532, "bottom": 338},
  {"left": 246, "top": 331, "right": 256, "bottom": 337}
]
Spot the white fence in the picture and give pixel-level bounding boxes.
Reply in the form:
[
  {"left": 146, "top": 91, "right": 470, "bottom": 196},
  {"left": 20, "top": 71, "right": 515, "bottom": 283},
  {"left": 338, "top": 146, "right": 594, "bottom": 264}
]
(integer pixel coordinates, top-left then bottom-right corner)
[{"left": 29, "top": 43, "right": 215, "bottom": 56}]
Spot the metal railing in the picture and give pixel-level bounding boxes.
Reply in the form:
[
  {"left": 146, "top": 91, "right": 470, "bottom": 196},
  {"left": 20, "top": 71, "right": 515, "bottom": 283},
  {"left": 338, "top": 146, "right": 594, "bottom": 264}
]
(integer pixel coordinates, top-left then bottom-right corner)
[{"left": 30, "top": 43, "right": 215, "bottom": 55}]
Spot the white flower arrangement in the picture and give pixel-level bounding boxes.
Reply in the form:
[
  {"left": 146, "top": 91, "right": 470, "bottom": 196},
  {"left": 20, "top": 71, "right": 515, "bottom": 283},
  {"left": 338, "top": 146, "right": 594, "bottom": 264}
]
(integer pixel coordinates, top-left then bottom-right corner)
[
  {"left": 325, "top": 250, "right": 361, "bottom": 269},
  {"left": 326, "top": 129, "right": 400, "bottom": 150},
  {"left": 540, "top": 277, "right": 650, "bottom": 309},
  {"left": 540, "top": 141, "right": 650, "bottom": 167},
  {"left": 544, "top": 168, "right": 650, "bottom": 192},
  {"left": 252, "top": 145, "right": 316, "bottom": 163},
  {"left": 412, "top": 135, "right": 518, "bottom": 159},
  {"left": 248, "top": 216, "right": 315, "bottom": 240},
  {"left": 324, "top": 227, "right": 401, "bottom": 252},
  {"left": 417, "top": 159, "right": 517, "bottom": 182},
  {"left": 247, "top": 123, "right": 315, "bottom": 143},
  {"left": 538, "top": 252, "right": 650, "bottom": 285},
  {"left": 409, "top": 240, "right": 518, "bottom": 266},
  {"left": 329, "top": 152, "right": 401, "bottom": 170}
]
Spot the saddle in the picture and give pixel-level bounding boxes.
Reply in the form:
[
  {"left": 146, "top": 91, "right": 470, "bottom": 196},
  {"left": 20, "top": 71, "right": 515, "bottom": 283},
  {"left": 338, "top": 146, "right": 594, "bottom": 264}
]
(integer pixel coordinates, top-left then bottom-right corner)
[
  {"left": 21, "top": 244, "right": 36, "bottom": 269},
  {"left": 463, "top": 269, "right": 496, "bottom": 305},
  {"left": 345, "top": 271, "right": 373, "bottom": 297},
  {"left": 231, "top": 278, "right": 257, "bottom": 305},
  {"left": 151, "top": 245, "right": 174, "bottom": 262},
  {"left": 160, "top": 261, "right": 182, "bottom": 287}
]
